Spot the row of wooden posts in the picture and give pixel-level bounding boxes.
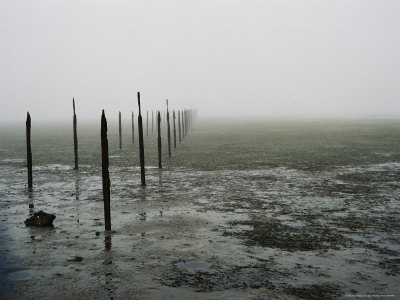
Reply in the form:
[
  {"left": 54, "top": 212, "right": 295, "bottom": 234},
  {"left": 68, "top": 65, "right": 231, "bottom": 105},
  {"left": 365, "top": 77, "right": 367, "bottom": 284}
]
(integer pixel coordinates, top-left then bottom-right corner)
[{"left": 25, "top": 92, "right": 194, "bottom": 231}]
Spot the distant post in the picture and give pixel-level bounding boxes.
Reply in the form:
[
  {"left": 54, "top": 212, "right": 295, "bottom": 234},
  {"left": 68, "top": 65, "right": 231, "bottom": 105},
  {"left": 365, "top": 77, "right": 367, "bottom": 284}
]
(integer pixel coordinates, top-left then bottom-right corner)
[
  {"left": 119, "top": 111, "right": 122, "bottom": 150},
  {"left": 157, "top": 111, "right": 162, "bottom": 169},
  {"left": 182, "top": 110, "right": 185, "bottom": 139},
  {"left": 167, "top": 100, "right": 171, "bottom": 157},
  {"left": 146, "top": 110, "right": 149, "bottom": 136},
  {"left": 26, "top": 112, "right": 32, "bottom": 190},
  {"left": 101, "top": 110, "right": 111, "bottom": 231},
  {"left": 138, "top": 92, "right": 146, "bottom": 186},
  {"left": 173, "top": 110, "right": 176, "bottom": 149},
  {"left": 132, "top": 111, "right": 135, "bottom": 144},
  {"left": 185, "top": 109, "right": 187, "bottom": 135},
  {"left": 178, "top": 110, "right": 181, "bottom": 143},
  {"left": 72, "top": 98, "right": 78, "bottom": 169},
  {"left": 152, "top": 111, "right": 154, "bottom": 134}
]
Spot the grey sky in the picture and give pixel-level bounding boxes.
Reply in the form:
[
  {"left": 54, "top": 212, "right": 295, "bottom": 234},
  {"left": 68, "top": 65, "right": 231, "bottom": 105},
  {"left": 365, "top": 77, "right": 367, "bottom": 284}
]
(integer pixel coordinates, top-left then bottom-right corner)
[{"left": 0, "top": 0, "right": 399, "bottom": 121}]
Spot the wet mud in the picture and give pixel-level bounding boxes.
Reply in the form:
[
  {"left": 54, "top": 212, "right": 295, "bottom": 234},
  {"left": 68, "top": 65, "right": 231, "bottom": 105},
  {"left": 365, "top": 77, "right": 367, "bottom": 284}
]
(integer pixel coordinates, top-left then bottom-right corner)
[{"left": 0, "top": 120, "right": 399, "bottom": 299}]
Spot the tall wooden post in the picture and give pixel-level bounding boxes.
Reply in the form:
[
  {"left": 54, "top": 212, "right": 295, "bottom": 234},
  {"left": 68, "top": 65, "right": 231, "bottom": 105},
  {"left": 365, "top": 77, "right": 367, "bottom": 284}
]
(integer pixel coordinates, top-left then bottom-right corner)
[
  {"left": 152, "top": 111, "right": 154, "bottom": 134},
  {"left": 146, "top": 110, "right": 149, "bottom": 136},
  {"left": 173, "top": 110, "right": 176, "bottom": 149},
  {"left": 119, "top": 111, "right": 122, "bottom": 150},
  {"left": 132, "top": 111, "right": 135, "bottom": 144},
  {"left": 101, "top": 110, "right": 111, "bottom": 231},
  {"left": 167, "top": 100, "right": 171, "bottom": 157},
  {"left": 178, "top": 110, "right": 181, "bottom": 143},
  {"left": 138, "top": 92, "right": 146, "bottom": 186},
  {"left": 157, "top": 111, "right": 162, "bottom": 169},
  {"left": 72, "top": 98, "right": 78, "bottom": 169},
  {"left": 26, "top": 112, "right": 32, "bottom": 190}
]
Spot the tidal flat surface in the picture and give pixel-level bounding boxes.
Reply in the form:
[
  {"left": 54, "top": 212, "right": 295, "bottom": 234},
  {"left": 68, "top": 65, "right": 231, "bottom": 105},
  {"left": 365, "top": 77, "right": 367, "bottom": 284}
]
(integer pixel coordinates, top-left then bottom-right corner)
[{"left": 0, "top": 119, "right": 399, "bottom": 299}]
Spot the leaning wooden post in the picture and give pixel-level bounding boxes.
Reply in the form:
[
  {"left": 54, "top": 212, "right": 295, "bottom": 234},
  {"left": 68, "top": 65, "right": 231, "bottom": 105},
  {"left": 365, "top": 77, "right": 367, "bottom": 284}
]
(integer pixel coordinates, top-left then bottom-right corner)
[
  {"left": 72, "top": 98, "right": 78, "bottom": 169},
  {"left": 157, "top": 111, "right": 162, "bottom": 169},
  {"left": 26, "top": 112, "right": 33, "bottom": 190},
  {"left": 166, "top": 100, "right": 171, "bottom": 157},
  {"left": 146, "top": 110, "right": 149, "bottom": 136},
  {"left": 173, "top": 110, "right": 176, "bottom": 149},
  {"left": 137, "top": 92, "right": 146, "bottom": 186},
  {"left": 132, "top": 112, "right": 135, "bottom": 144},
  {"left": 119, "top": 111, "right": 122, "bottom": 150},
  {"left": 101, "top": 110, "right": 111, "bottom": 231},
  {"left": 178, "top": 110, "right": 181, "bottom": 143}
]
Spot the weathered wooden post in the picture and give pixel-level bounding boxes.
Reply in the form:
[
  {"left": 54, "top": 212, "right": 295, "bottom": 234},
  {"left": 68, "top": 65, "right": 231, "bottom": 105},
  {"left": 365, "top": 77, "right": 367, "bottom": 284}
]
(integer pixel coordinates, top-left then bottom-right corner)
[
  {"left": 137, "top": 92, "right": 146, "bottom": 186},
  {"left": 101, "top": 110, "right": 111, "bottom": 231},
  {"left": 72, "top": 98, "right": 78, "bottom": 169},
  {"left": 26, "top": 112, "right": 32, "bottom": 190},
  {"left": 157, "top": 111, "right": 162, "bottom": 169},
  {"left": 182, "top": 110, "right": 185, "bottom": 139},
  {"left": 178, "top": 110, "right": 181, "bottom": 143},
  {"left": 119, "top": 111, "right": 122, "bottom": 150},
  {"left": 166, "top": 100, "right": 171, "bottom": 157},
  {"left": 173, "top": 110, "right": 176, "bottom": 149},
  {"left": 146, "top": 110, "right": 149, "bottom": 136},
  {"left": 132, "top": 111, "right": 135, "bottom": 144}
]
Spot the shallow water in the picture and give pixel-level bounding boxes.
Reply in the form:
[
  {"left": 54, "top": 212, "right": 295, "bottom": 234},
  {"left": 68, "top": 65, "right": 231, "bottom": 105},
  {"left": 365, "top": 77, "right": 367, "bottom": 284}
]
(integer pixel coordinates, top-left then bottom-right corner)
[{"left": 0, "top": 119, "right": 399, "bottom": 299}]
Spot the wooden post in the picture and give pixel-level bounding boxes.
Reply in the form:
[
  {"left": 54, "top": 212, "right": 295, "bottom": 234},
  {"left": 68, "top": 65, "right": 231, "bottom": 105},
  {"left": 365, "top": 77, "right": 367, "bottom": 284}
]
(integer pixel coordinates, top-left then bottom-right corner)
[
  {"left": 119, "top": 111, "right": 122, "bottom": 150},
  {"left": 152, "top": 110, "right": 154, "bottom": 134},
  {"left": 185, "top": 109, "right": 188, "bottom": 135},
  {"left": 146, "top": 110, "right": 149, "bottom": 136},
  {"left": 182, "top": 110, "right": 185, "bottom": 139},
  {"left": 101, "top": 110, "right": 111, "bottom": 231},
  {"left": 26, "top": 112, "right": 32, "bottom": 190},
  {"left": 157, "top": 111, "right": 162, "bottom": 169},
  {"left": 72, "top": 98, "right": 78, "bottom": 169},
  {"left": 132, "top": 111, "right": 135, "bottom": 144},
  {"left": 173, "top": 110, "right": 176, "bottom": 149},
  {"left": 137, "top": 92, "right": 146, "bottom": 186},
  {"left": 178, "top": 110, "right": 181, "bottom": 143},
  {"left": 167, "top": 100, "right": 171, "bottom": 157}
]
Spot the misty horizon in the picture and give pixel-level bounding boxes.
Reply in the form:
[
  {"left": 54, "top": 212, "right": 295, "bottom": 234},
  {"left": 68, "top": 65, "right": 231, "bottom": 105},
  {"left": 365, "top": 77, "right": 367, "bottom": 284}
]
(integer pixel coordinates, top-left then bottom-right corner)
[{"left": 1, "top": 0, "right": 399, "bottom": 122}]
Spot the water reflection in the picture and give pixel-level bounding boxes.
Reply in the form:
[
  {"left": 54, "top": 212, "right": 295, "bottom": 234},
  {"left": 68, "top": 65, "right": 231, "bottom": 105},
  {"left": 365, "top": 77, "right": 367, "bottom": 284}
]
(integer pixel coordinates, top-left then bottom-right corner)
[
  {"left": 74, "top": 177, "right": 80, "bottom": 201},
  {"left": 74, "top": 176, "right": 80, "bottom": 225},
  {"left": 158, "top": 170, "right": 163, "bottom": 187},
  {"left": 104, "top": 234, "right": 112, "bottom": 252}
]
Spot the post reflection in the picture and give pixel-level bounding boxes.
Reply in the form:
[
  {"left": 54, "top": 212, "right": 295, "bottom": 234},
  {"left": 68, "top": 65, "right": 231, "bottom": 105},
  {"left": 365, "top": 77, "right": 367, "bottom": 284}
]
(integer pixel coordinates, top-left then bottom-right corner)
[
  {"left": 104, "top": 233, "right": 112, "bottom": 252},
  {"left": 74, "top": 178, "right": 80, "bottom": 201}
]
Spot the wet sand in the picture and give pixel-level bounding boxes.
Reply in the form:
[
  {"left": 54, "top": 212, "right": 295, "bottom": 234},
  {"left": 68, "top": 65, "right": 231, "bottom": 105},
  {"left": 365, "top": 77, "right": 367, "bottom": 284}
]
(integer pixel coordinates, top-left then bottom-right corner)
[{"left": 0, "top": 120, "right": 399, "bottom": 299}]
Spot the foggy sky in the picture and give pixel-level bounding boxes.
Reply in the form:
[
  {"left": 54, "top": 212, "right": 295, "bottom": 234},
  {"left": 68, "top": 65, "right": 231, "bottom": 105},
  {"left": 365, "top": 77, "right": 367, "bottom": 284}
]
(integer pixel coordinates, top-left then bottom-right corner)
[{"left": 0, "top": 0, "right": 399, "bottom": 122}]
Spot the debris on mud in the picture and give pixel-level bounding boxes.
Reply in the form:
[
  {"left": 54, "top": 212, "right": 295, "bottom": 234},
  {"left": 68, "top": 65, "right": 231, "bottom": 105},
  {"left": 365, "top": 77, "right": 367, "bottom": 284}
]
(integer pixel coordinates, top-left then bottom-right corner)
[
  {"left": 285, "top": 283, "right": 343, "bottom": 300},
  {"left": 24, "top": 210, "right": 56, "bottom": 227},
  {"left": 67, "top": 256, "right": 83, "bottom": 262},
  {"left": 224, "top": 217, "right": 347, "bottom": 251}
]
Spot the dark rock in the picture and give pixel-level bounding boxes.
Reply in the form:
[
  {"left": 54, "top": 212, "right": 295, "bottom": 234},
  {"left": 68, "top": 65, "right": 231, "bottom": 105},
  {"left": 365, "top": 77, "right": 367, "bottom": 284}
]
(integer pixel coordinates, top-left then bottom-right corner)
[
  {"left": 24, "top": 210, "right": 56, "bottom": 227},
  {"left": 67, "top": 256, "right": 83, "bottom": 262}
]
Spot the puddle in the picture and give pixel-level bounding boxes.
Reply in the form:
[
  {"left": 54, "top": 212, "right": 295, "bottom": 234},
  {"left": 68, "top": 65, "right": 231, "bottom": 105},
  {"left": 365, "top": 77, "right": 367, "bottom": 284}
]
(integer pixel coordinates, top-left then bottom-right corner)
[{"left": 7, "top": 269, "right": 34, "bottom": 281}]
